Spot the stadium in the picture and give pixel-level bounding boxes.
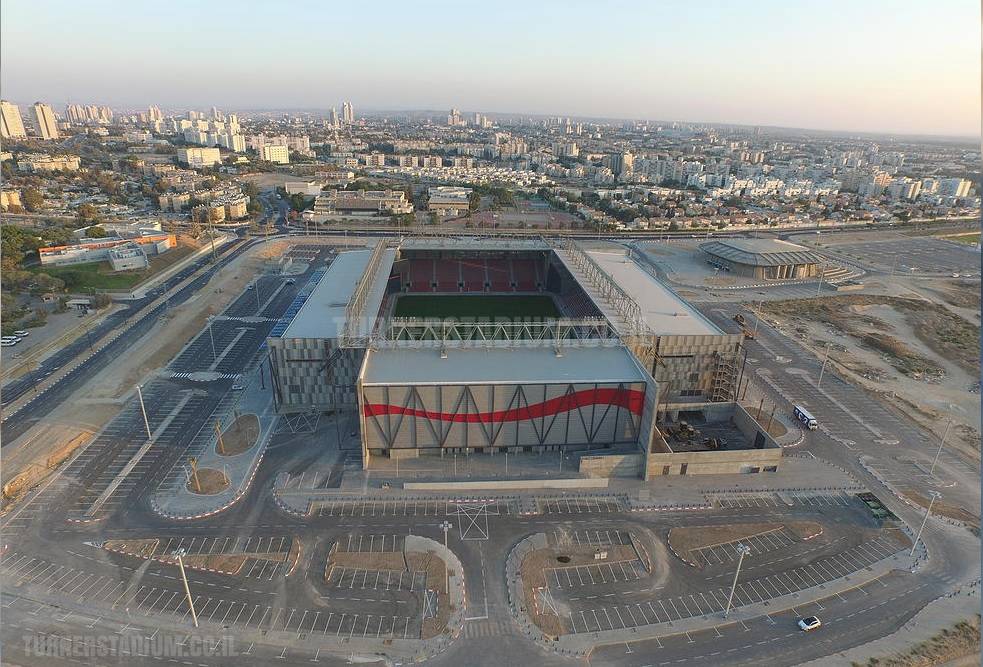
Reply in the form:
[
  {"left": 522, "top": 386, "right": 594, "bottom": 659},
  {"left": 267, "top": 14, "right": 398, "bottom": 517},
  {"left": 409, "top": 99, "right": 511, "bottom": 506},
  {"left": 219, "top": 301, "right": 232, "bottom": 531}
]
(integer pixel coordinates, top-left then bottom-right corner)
[{"left": 266, "top": 237, "right": 783, "bottom": 478}]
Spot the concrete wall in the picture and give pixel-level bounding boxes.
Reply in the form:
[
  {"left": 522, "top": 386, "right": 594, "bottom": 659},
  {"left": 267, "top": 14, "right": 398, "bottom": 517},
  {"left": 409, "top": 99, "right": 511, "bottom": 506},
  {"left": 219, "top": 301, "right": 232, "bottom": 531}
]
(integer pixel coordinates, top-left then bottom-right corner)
[
  {"left": 645, "top": 446, "right": 782, "bottom": 477},
  {"left": 403, "top": 478, "right": 609, "bottom": 491},
  {"left": 579, "top": 453, "right": 644, "bottom": 478}
]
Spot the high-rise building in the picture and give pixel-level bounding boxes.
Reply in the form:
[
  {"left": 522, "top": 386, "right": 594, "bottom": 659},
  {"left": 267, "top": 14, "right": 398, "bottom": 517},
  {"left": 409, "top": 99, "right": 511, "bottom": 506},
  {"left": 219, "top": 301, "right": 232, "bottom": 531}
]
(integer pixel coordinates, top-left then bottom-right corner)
[
  {"left": 148, "top": 105, "right": 163, "bottom": 121},
  {"left": 342, "top": 101, "right": 354, "bottom": 125},
  {"left": 0, "top": 100, "right": 26, "bottom": 138},
  {"left": 330, "top": 107, "right": 339, "bottom": 129},
  {"left": 33, "top": 102, "right": 59, "bottom": 140},
  {"left": 260, "top": 144, "right": 290, "bottom": 164},
  {"left": 610, "top": 151, "right": 634, "bottom": 177}
]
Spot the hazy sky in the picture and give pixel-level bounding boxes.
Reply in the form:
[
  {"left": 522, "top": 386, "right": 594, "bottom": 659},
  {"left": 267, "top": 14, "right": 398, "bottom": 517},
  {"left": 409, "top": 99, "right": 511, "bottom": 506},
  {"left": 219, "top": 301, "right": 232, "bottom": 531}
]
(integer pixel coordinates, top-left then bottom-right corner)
[{"left": 2, "top": 0, "right": 979, "bottom": 136}]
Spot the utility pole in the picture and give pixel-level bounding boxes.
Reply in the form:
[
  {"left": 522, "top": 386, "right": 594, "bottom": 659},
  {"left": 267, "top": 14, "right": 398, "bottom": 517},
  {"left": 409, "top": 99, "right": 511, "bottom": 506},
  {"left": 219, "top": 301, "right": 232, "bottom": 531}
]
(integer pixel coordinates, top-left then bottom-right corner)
[
  {"left": 930, "top": 420, "right": 952, "bottom": 476},
  {"left": 724, "top": 544, "right": 751, "bottom": 617},
  {"left": 816, "top": 263, "right": 827, "bottom": 297},
  {"left": 817, "top": 342, "right": 832, "bottom": 388},
  {"left": 137, "top": 384, "right": 152, "bottom": 441},
  {"left": 254, "top": 280, "right": 261, "bottom": 313},
  {"left": 173, "top": 549, "right": 199, "bottom": 627},
  {"left": 753, "top": 300, "right": 763, "bottom": 337},
  {"left": 208, "top": 219, "right": 216, "bottom": 263},
  {"left": 910, "top": 491, "right": 940, "bottom": 557}
]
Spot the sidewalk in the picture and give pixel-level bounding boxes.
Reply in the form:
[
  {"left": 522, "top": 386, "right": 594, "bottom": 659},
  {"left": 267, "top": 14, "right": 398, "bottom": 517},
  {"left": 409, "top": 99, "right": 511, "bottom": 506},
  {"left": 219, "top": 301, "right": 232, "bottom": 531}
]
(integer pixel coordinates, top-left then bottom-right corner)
[{"left": 152, "top": 363, "right": 276, "bottom": 520}]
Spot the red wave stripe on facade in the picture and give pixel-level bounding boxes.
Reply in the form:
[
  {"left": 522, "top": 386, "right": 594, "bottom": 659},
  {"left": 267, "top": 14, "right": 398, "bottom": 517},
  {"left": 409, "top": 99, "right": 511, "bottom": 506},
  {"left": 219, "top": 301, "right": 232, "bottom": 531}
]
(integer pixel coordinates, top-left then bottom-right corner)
[{"left": 363, "top": 388, "right": 645, "bottom": 423}]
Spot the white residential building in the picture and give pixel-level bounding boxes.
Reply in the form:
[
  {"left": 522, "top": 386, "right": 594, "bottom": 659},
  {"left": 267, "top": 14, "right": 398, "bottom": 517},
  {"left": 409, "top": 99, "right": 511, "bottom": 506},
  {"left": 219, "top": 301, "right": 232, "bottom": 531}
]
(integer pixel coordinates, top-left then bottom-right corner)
[
  {"left": 0, "top": 100, "right": 26, "bottom": 138},
  {"left": 32, "top": 103, "right": 59, "bottom": 140},
  {"left": 260, "top": 144, "right": 290, "bottom": 164},
  {"left": 178, "top": 147, "right": 222, "bottom": 168}
]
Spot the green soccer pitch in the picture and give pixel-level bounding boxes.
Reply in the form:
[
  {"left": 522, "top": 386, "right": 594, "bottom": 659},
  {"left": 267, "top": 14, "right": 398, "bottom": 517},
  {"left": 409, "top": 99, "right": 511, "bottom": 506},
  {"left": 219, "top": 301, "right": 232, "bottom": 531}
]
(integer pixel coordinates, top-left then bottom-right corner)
[{"left": 392, "top": 294, "right": 561, "bottom": 319}]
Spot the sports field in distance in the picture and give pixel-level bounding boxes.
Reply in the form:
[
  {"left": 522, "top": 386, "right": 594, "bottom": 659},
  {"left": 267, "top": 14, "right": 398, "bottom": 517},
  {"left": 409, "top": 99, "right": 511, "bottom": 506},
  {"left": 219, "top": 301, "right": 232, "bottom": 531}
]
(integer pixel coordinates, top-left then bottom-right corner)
[{"left": 392, "top": 294, "right": 560, "bottom": 319}]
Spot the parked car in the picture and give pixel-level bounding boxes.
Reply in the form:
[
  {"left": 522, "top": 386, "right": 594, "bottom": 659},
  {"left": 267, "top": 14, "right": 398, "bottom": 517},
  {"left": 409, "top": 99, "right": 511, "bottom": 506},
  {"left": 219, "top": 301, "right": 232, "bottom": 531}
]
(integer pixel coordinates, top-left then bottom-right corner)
[
  {"left": 797, "top": 616, "right": 822, "bottom": 632},
  {"left": 12, "top": 330, "right": 29, "bottom": 337},
  {"left": 1, "top": 340, "right": 18, "bottom": 347},
  {"left": 231, "top": 384, "right": 245, "bottom": 391}
]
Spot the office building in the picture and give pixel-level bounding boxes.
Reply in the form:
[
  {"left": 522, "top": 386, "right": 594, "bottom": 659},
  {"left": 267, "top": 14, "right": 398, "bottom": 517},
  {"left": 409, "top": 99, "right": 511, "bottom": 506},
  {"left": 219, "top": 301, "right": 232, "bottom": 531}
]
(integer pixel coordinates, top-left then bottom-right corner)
[
  {"left": 260, "top": 144, "right": 290, "bottom": 164},
  {"left": 342, "top": 101, "right": 354, "bottom": 125}
]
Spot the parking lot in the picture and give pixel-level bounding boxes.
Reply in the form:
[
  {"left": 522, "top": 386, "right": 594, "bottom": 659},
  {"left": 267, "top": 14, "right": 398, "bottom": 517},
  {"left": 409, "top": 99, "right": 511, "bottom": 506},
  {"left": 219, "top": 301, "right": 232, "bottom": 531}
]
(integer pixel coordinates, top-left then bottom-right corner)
[
  {"left": 690, "top": 526, "right": 799, "bottom": 566},
  {"left": 560, "top": 534, "right": 905, "bottom": 634},
  {"left": 538, "top": 497, "right": 623, "bottom": 514},
  {"left": 829, "top": 237, "right": 980, "bottom": 275}
]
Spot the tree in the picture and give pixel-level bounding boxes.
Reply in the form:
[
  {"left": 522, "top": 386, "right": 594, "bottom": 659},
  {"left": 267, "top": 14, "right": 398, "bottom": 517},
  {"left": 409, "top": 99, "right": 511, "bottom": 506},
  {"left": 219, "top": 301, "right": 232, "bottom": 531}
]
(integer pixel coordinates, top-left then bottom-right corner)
[
  {"left": 87, "top": 225, "right": 107, "bottom": 238},
  {"left": 92, "top": 293, "right": 112, "bottom": 309},
  {"left": 22, "top": 188, "right": 43, "bottom": 212},
  {"left": 76, "top": 203, "right": 100, "bottom": 223},
  {"left": 468, "top": 191, "right": 481, "bottom": 211}
]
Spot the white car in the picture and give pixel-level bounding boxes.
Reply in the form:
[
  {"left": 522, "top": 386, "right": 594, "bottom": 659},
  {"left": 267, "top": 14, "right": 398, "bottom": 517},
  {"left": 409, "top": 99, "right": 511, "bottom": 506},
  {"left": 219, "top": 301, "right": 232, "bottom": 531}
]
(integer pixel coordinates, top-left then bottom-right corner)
[
  {"left": 797, "top": 616, "right": 822, "bottom": 632},
  {"left": 1, "top": 340, "right": 18, "bottom": 347},
  {"left": 1, "top": 336, "right": 20, "bottom": 343},
  {"left": 12, "top": 330, "right": 29, "bottom": 337}
]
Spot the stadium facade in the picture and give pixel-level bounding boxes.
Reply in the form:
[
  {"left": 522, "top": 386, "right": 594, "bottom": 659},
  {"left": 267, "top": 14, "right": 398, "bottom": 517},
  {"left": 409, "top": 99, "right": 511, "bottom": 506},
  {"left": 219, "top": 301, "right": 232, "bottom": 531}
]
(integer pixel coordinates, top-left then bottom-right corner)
[
  {"left": 699, "top": 238, "right": 822, "bottom": 280},
  {"left": 267, "top": 237, "right": 781, "bottom": 477}
]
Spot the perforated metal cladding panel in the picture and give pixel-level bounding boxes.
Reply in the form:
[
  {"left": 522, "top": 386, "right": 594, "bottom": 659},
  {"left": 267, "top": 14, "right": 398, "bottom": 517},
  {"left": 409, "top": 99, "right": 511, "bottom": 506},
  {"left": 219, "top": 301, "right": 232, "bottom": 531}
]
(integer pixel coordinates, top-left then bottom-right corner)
[
  {"left": 361, "top": 381, "right": 647, "bottom": 451},
  {"left": 268, "top": 337, "right": 365, "bottom": 412}
]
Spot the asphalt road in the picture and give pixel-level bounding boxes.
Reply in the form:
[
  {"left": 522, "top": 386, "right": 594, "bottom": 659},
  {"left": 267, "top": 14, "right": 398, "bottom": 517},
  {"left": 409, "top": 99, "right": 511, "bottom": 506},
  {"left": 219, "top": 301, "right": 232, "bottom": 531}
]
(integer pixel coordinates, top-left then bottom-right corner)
[{"left": 0, "top": 232, "right": 977, "bottom": 667}]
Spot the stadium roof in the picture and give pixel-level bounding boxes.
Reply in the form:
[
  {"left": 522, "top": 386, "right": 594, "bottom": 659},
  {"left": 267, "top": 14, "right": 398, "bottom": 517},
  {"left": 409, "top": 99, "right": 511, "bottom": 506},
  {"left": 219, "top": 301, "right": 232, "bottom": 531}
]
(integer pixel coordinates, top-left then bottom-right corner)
[
  {"left": 361, "top": 345, "right": 648, "bottom": 386},
  {"left": 400, "top": 237, "right": 549, "bottom": 252},
  {"left": 282, "top": 247, "right": 395, "bottom": 339},
  {"left": 583, "top": 250, "right": 722, "bottom": 336},
  {"left": 699, "top": 239, "right": 821, "bottom": 267}
]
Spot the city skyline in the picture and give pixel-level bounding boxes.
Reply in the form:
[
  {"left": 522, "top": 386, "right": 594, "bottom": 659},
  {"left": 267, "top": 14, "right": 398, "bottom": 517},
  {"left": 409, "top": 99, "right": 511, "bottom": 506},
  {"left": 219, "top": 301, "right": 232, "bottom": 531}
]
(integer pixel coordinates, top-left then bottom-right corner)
[{"left": 2, "top": 0, "right": 979, "bottom": 138}]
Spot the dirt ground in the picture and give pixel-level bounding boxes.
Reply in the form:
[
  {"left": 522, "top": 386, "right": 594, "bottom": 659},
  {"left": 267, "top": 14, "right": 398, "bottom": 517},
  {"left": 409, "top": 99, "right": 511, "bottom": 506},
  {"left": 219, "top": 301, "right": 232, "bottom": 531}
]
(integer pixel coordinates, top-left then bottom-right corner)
[
  {"left": 743, "top": 407, "right": 789, "bottom": 437},
  {"left": 855, "top": 615, "right": 980, "bottom": 667},
  {"left": 521, "top": 544, "right": 638, "bottom": 638},
  {"left": 187, "top": 467, "right": 228, "bottom": 495},
  {"left": 217, "top": 414, "right": 260, "bottom": 456},
  {"left": 328, "top": 551, "right": 407, "bottom": 572},
  {"left": 905, "top": 490, "right": 980, "bottom": 532},
  {"left": 407, "top": 551, "right": 452, "bottom": 640},
  {"left": 759, "top": 294, "right": 981, "bottom": 457}
]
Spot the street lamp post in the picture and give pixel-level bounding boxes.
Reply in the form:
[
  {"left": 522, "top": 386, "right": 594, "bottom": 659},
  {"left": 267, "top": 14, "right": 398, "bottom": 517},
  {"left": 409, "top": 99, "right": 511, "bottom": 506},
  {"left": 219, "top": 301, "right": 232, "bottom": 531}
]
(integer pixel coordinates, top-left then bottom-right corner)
[
  {"left": 817, "top": 342, "right": 832, "bottom": 388},
  {"left": 439, "top": 521, "right": 452, "bottom": 594},
  {"left": 207, "top": 317, "right": 217, "bottom": 361},
  {"left": 930, "top": 420, "right": 952, "bottom": 476},
  {"left": 911, "top": 491, "right": 940, "bottom": 557},
  {"left": 816, "top": 263, "right": 827, "bottom": 297},
  {"left": 254, "top": 280, "right": 261, "bottom": 313},
  {"left": 724, "top": 543, "right": 751, "bottom": 617},
  {"left": 137, "top": 384, "right": 152, "bottom": 441},
  {"left": 752, "top": 300, "right": 763, "bottom": 337},
  {"left": 173, "top": 548, "right": 199, "bottom": 627}
]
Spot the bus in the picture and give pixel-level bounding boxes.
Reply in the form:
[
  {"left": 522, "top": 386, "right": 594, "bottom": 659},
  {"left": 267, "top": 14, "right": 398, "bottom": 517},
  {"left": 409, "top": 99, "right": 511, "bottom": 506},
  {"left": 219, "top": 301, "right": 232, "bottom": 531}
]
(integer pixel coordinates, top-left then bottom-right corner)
[{"left": 793, "top": 405, "right": 818, "bottom": 430}]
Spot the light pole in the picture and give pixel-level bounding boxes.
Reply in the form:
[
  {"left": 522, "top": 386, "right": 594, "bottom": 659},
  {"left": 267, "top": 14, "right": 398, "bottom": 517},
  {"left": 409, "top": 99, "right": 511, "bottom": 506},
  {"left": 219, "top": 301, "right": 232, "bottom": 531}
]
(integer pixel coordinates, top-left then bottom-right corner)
[
  {"left": 816, "top": 263, "right": 827, "bottom": 297},
  {"left": 439, "top": 521, "right": 452, "bottom": 594},
  {"left": 173, "top": 548, "right": 199, "bottom": 627},
  {"left": 137, "top": 384, "right": 152, "bottom": 441},
  {"left": 910, "top": 491, "right": 940, "bottom": 557},
  {"left": 254, "top": 280, "right": 261, "bottom": 313},
  {"left": 724, "top": 543, "right": 751, "bottom": 617},
  {"left": 929, "top": 419, "right": 952, "bottom": 476},
  {"left": 207, "top": 317, "right": 217, "bottom": 361},
  {"left": 752, "top": 300, "right": 763, "bottom": 337},
  {"left": 817, "top": 342, "right": 832, "bottom": 388}
]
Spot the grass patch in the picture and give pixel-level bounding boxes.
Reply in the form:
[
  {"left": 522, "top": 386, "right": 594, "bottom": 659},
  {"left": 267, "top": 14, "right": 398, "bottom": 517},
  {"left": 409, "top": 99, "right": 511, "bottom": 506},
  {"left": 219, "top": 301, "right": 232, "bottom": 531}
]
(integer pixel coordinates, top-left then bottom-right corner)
[
  {"left": 393, "top": 294, "right": 560, "bottom": 319},
  {"left": 29, "top": 244, "right": 195, "bottom": 291}
]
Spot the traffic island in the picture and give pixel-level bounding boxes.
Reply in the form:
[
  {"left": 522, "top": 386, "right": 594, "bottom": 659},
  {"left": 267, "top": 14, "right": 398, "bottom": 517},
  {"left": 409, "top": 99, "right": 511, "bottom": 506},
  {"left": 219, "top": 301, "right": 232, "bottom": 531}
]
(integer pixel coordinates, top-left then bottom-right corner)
[
  {"left": 186, "top": 467, "right": 230, "bottom": 495},
  {"left": 100, "top": 536, "right": 300, "bottom": 577},
  {"left": 215, "top": 414, "right": 260, "bottom": 456}
]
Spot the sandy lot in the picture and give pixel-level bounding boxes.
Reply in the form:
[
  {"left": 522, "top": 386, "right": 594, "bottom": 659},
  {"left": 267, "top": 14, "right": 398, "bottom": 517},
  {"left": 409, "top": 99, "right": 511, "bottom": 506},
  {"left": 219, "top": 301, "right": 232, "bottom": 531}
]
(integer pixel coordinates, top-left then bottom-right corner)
[{"left": 760, "top": 294, "right": 980, "bottom": 457}]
